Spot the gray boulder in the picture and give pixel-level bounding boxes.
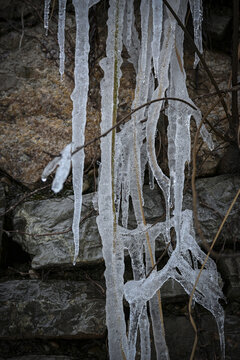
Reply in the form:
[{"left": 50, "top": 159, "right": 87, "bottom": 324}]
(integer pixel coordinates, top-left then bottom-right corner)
[
  {"left": 12, "top": 187, "right": 164, "bottom": 269},
  {"left": 0, "top": 280, "right": 105, "bottom": 339}
]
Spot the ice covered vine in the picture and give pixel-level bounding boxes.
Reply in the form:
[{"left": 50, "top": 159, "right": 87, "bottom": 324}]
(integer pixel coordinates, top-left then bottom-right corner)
[{"left": 42, "top": 0, "right": 225, "bottom": 359}]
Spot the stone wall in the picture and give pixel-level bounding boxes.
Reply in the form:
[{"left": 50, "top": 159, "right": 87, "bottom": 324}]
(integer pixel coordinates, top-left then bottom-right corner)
[{"left": 0, "top": 0, "right": 239, "bottom": 359}]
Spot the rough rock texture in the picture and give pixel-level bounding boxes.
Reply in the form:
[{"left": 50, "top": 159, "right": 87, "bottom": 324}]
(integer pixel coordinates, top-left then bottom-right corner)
[
  {"left": 0, "top": 4, "right": 100, "bottom": 187},
  {"left": 186, "top": 50, "right": 233, "bottom": 177},
  {"left": 0, "top": 280, "right": 106, "bottom": 339},
  {"left": 205, "top": 6, "right": 232, "bottom": 50},
  {"left": 12, "top": 186, "right": 164, "bottom": 268},
  {"left": 0, "top": 279, "right": 239, "bottom": 359},
  {"left": 0, "top": 183, "right": 5, "bottom": 262},
  {"left": 0, "top": 357, "right": 75, "bottom": 360},
  {"left": 218, "top": 255, "right": 240, "bottom": 299},
  {"left": 0, "top": 0, "right": 234, "bottom": 187},
  {"left": 13, "top": 175, "right": 240, "bottom": 269},
  {"left": 184, "top": 174, "right": 240, "bottom": 246},
  {"left": 165, "top": 309, "right": 240, "bottom": 360},
  {"left": 13, "top": 192, "right": 101, "bottom": 268}
]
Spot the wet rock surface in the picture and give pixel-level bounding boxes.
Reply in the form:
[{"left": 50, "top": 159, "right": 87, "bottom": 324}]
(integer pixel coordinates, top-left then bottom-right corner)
[{"left": 0, "top": 280, "right": 106, "bottom": 339}]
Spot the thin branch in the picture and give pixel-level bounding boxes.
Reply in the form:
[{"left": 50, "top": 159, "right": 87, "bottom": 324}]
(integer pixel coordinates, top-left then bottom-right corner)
[
  {"left": 3, "top": 228, "right": 71, "bottom": 238},
  {"left": 162, "top": 0, "right": 231, "bottom": 124},
  {"left": 146, "top": 242, "right": 171, "bottom": 278},
  {"left": 203, "top": 117, "right": 232, "bottom": 144},
  {"left": 18, "top": 6, "right": 24, "bottom": 49},
  {"left": 3, "top": 209, "right": 95, "bottom": 238},
  {"left": 193, "top": 84, "right": 240, "bottom": 101},
  {"left": 0, "top": 184, "right": 51, "bottom": 217},
  {"left": 84, "top": 271, "right": 105, "bottom": 295},
  {"left": 71, "top": 96, "right": 197, "bottom": 157}
]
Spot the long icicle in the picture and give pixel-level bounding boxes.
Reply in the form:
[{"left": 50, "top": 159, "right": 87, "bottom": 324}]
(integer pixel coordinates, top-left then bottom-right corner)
[
  {"left": 97, "top": 0, "right": 128, "bottom": 358},
  {"left": 71, "top": 0, "right": 90, "bottom": 265},
  {"left": 58, "top": 0, "right": 67, "bottom": 80}
]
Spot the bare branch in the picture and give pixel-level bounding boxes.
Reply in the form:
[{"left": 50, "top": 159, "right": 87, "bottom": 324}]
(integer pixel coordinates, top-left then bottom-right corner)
[{"left": 163, "top": 0, "right": 231, "bottom": 124}]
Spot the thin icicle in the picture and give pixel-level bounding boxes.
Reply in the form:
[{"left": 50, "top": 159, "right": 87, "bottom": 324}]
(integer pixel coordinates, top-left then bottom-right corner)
[
  {"left": 97, "top": 1, "right": 128, "bottom": 358},
  {"left": 148, "top": 164, "right": 155, "bottom": 190},
  {"left": 189, "top": 0, "right": 203, "bottom": 68},
  {"left": 44, "top": 0, "right": 51, "bottom": 36},
  {"left": 152, "top": 0, "right": 163, "bottom": 79},
  {"left": 123, "top": 0, "right": 140, "bottom": 71},
  {"left": 71, "top": 0, "right": 90, "bottom": 265},
  {"left": 58, "top": 0, "right": 67, "bottom": 80}
]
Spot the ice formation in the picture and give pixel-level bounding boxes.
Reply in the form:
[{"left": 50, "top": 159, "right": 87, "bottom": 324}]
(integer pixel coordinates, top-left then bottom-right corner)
[
  {"left": 43, "top": 0, "right": 225, "bottom": 359},
  {"left": 43, "top": 0, "right": 51, "bottom": 35},
  {"left": 58, "top": 0, "right": 67, "bottom": 80},
  {"left": 189, "top": 0, "right": 203, "bottom": 68}
]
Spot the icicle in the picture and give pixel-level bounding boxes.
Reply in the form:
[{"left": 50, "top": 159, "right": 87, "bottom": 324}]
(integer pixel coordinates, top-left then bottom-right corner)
[
  {"left": 128, "top": 302, "right": 145, "bottom": 359},
  {"left": 97, "top": 1, "right": 128, "bottom": 358},
  {"left": 189, "top": 0, "right": 203, "bottom": 68},
  {"left": 52, "top": 143, "right": 72, "bottom": 193},
  {"left": 148, "top": 163, "right": 155, "bottom": 190},
  {"left": 44, "top": 0, "right": 51, "bottom": 36},
  {"left": 88, "top": 0, "right": 101, "bottom": 8},
  {"left": 58, "top": 0, "right": 67, "bottom": 80},
  {"left": 129, "top": 0, "right": 153, "bottom": 222},
  {"left": 152, "top": 0, "right": 163, "bottom": 79},
  {"left": 71, "top": 0, "right": 90, "bottom": 265},
  {"left": 42, "top": 1, "right": 225, "bottom": 358},
  {"left": 41, "top": 156, "right": 61, "bottom": 182},
  {"left": 146, "top": 13, "right": 175, "bottom": 244},
  {"left": 41, "top": 143, "right": 71, "bottom": 193},
  {"left": 123, "top": 0, "right": 140, "bottom": 71}
]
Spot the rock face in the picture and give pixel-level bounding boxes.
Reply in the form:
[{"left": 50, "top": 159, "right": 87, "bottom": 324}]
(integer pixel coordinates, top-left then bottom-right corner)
[
  {"left": 13, "top": 175, "right": 240, "bottom": 269},
  {"left": 184, "top": 174, "right": 240, "bottom": 246},
  {"left": 218, "top": 255, "right": 240, "bottom": 299},
  {"left": 0, "top": 280, "right": 106, "bottom": 339},
  {"left": 0, "top": 0, "right": 234, "bottom": 187},
  {"left": 0, "top": 183, "right": 5, "bottom": 263},
  {"left": 0, "top": 1, "right": 101, "bottom": 187},
  {"left": 13, "top": 192, "right": 101, "bottom": 268},
  {"left": 12, "top": 186, "right": 164, "bottom": 268},
  {"left": 1, "top": 173, "right": 240, "bottom": 358},
  {"left": 0, "top": 357, "right": 75, "bottom": 360}
]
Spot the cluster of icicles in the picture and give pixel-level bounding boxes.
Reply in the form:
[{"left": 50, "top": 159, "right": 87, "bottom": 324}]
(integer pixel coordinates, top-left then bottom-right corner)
[{"left": 42, "top": 0, "right": 225, "bottom": 359}]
